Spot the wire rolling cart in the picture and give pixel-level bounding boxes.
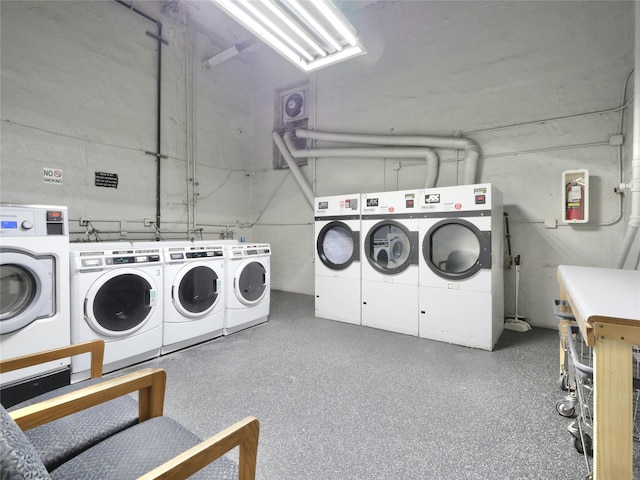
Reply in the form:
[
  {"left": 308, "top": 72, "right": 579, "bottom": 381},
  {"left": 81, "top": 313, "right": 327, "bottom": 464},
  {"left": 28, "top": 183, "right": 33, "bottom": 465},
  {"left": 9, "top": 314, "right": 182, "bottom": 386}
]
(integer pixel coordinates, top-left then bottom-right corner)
[
  {"left": 564, "top": 323, "right": 640, "bottom": 480},
  {"left": 554, "top": 299, "right": 579, "bottom": 418}
]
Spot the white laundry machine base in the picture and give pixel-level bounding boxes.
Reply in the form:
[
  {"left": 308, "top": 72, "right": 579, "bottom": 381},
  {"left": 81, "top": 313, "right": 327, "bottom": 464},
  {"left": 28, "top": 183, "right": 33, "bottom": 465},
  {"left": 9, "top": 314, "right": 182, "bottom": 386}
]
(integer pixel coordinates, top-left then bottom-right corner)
[
  {"left": 71, "top": 326, "right": 162, "bottom": 382},
  {"left": 225, "top": 302, "right": 269, "bottom": 335},
  {"left": 361, "top": 280, "right": 419, "bottom": 336},
  {"left": 419, "top": 288, "right": 502, "bottom": 350},
  {"left": 315, "top": 275, "right": 361, "bottom": 325},
  {"left": 162, "top": 312, "right": 224, "bottom": 354}
]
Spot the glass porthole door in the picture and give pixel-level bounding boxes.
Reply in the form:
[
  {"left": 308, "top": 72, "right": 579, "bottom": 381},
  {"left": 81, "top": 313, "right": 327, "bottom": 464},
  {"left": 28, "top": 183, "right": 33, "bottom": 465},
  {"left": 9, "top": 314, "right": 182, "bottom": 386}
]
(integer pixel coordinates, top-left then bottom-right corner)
[
  {"left": 365, "top": 220, "right": 418, "bottom": 274},
  {"left": 317, "top": 221, "right": 359, "bottom": 270},
  {"left": 423, "top": 219, "right": 491, "bottom": 280}
]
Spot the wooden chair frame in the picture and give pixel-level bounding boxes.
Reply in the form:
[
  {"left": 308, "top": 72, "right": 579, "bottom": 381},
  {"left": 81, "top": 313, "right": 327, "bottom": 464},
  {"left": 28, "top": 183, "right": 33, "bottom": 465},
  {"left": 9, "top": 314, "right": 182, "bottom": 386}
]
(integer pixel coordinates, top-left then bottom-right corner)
[
  {"left": 0, "top": 339, "right": 105, "bottom": 378},
  {"left": 9, "top": 368, "right": 260, "bottom": 480}
]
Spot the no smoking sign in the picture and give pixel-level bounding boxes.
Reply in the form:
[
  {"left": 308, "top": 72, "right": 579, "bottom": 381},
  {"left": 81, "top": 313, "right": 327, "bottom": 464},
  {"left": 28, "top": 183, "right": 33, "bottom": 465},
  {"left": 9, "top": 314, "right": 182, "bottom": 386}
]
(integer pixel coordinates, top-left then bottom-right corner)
[{"left": 43, "top": 167, "right": 63, "bottom": 185}]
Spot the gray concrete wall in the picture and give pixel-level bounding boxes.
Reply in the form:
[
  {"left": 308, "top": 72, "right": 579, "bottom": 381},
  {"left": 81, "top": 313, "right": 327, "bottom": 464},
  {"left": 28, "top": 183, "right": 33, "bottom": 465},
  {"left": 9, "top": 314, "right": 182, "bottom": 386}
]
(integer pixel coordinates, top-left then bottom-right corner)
[
  {"left": 249, "top": 1, "right": 637, "bottom": 327},
  {"left": 1, "top": 1, "right": 636, "bottom": 328}
]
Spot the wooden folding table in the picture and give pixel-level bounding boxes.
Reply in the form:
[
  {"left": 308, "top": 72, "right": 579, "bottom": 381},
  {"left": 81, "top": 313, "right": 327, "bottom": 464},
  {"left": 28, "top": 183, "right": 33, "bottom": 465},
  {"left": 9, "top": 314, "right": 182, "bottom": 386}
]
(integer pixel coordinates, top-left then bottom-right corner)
[{"left": 557, "top": 265, "right": 640, "bottom": 479}]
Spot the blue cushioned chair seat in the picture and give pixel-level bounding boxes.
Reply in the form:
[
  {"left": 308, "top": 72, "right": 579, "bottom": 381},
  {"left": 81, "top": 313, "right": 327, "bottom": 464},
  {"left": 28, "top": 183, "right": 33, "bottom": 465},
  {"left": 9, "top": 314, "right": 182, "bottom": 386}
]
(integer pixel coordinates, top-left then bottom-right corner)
[
  {"left": 50, "top": 416, "right": 239, "bottom": 479},
  {"left": 0, "top": 404, "right": 52, "bottom": 480},
  {"left": 7, "top": 378, "right": 139, "bottom": 471}
]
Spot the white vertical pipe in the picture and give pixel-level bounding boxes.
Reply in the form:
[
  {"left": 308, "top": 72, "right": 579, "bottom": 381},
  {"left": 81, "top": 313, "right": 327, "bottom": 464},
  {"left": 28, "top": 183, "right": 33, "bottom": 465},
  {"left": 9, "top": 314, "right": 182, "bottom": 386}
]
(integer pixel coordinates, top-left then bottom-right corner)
[
  {"left": 616, "top": 2, "right": 640, "bottom": 268},
  {"left": 272, "top": 132, "right": 315, "bottom": 207}
]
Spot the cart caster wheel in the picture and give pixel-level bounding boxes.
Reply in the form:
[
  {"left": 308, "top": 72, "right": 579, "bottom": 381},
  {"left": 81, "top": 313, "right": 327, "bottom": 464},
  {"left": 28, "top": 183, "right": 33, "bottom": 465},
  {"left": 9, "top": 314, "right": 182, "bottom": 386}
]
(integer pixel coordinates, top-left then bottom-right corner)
[
  {"left": 559, "top": 374, "right": 569, "bottom": 391},
  {"left": 574, "top": 435, "right": 593, "bottom": 457},
  {"left": 556, "top": 400, "right": 575, "bottom": 417},
  {"left": 584, "top": 474, "right": 593, "bottom": 480}
]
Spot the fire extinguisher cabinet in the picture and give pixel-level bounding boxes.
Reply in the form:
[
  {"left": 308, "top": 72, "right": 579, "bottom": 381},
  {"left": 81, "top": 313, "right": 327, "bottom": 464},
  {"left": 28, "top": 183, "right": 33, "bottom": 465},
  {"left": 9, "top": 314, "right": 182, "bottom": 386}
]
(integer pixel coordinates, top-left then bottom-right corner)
[{"left": 562, "top": 169, "right": 589, "bottom": 223}]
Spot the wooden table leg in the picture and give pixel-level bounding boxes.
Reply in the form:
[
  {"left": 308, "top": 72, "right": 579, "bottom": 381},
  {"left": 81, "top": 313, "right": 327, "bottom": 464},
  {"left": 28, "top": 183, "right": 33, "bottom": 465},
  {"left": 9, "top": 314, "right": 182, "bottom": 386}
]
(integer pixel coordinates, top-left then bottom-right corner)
[{"left": 593, "top": 332, "right": 633, "bottom": 479}]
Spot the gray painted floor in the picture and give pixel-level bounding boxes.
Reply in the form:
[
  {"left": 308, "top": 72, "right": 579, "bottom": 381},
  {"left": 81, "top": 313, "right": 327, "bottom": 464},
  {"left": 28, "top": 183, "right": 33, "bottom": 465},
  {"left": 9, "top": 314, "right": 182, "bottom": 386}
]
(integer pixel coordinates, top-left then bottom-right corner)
[{"left": 116, "top": 290, "right": 636, "bottom": 479}]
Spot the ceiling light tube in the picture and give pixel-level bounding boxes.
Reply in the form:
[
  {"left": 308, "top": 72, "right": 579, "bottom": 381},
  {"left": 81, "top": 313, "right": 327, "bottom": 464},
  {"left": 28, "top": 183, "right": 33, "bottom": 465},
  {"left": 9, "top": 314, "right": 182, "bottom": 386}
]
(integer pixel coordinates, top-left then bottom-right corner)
[
  {"left": 213, "top": 0, "right": 305, "bottom": 68},
  {"left": 241, "top": 1, "right": 314, "bottom": 62},
  {"left": 285, "top": 0, "right": 343, "bottom": 52},
  {"left": 303, "top": 44, "right": 363, "bottom": 72},
  {"left": 261, "top": 0, "right": 327, "bottom": 57},
  {"left": 312, "top": 0, "right": 359, "bottom": 47}
]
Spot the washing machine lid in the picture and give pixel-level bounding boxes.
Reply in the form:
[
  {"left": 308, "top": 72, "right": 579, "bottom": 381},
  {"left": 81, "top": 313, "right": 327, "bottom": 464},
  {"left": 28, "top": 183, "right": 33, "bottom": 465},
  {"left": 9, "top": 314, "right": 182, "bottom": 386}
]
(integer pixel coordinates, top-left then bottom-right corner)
[
  {"left": 85, "top": 268, "right": 158, "bottom": 337},
  {"left": 234, "top": 260, "right": 268, "bottom": 306},
  {"left": 365, "top": 220, "right": 418, "bottom": 274},
  {"left": 0, "top": 250, "right": 54, "bottom": 334},
  {"left": 317, "top": 221, "right": 360, "bottom": 270},
  {"left": 423, "top": 218, "right": 491, "bottom": 280},
  {"left": 171, "top": 263, "right": 222, "bottom": 318}
]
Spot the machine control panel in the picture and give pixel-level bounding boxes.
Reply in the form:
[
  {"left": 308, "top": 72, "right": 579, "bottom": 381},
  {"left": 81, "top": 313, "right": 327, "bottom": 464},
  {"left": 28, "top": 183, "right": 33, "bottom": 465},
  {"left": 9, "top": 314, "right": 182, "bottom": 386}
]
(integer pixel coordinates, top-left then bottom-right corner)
[
  {"left": 105, "top": 254, "right": 161, "bottom": 265},
  {"left": 166, "top": 245, "right": 224, "bottom": 263},
  {"left": 0, "top": 206, "right": 68, "bottom": 236}
]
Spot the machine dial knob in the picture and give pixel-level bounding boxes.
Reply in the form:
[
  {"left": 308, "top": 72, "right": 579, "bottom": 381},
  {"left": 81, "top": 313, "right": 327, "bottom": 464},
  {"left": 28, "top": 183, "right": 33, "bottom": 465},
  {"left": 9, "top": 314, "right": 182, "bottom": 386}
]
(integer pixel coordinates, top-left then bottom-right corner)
[{"left": 21, "top": 220, "right": 33, "bottom": 230}]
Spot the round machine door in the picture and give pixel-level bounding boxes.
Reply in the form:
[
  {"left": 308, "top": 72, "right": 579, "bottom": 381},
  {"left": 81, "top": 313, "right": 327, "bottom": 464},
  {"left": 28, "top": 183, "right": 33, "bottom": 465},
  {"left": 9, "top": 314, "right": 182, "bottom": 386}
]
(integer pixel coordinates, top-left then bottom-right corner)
[
  {"left": 365, "top": 220, "right": 418, "bottom": 274},
  {"left": 172, "top": 263, "right": 221, "bottom": 318},
  {"left": 234, "top": 260, "right": 268, "bottom": 306},
  {"left": 423, "top": 219, "right": 491, "bottom": 280},
  {"left": 317, "top": 221, "right": 360, "bottom": 270},
  {"left": 0, "top": 251, "right": 54, "bottom": 334},
  {"left": 85, "top": 267, "right": 158, "bottom": 337}
]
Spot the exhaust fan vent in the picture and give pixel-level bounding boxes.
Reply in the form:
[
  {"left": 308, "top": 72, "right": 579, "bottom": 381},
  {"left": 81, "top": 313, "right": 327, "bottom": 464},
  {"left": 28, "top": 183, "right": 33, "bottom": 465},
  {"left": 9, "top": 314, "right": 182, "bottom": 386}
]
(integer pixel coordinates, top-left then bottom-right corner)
[{"left": 282, "top": 90, "right": 308, "bottom": 124}]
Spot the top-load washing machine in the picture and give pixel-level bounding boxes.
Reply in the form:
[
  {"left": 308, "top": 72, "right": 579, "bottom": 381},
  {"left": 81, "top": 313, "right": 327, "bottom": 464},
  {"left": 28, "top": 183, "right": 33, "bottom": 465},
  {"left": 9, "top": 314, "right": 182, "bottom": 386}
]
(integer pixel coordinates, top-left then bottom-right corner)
[
  {"left": 361, "top": 190, "right": 419, "bottom": 336},
  {"left": 314, "top": 194, "right": 361, "bottom": 325},
  {"left": 418, "top": 183, "right": 504, "bottom": 350},
  {"left": 0, "top": 204, "right": 71, "bottom": 387},
  {"left": 69, "top": 242, "right": 163, "bottom": 381},
  {"left": 161, "top": 241, "right": 225, "bottom": 354},
  {"left": 222, "top": 243, "right": 270, "bottom": 335}
]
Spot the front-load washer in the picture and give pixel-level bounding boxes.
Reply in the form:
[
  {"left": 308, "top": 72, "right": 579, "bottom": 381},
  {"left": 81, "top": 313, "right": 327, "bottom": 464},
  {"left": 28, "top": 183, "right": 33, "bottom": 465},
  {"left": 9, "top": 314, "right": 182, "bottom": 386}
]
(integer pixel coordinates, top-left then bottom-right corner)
[
  {"left": 418, "top": 184, "right": 504, "bottom": 350},
  {"left": 222, "top": 243, "right": 270, "bottom": 335},
  {"left": 0, "top": 204, "right": 70, "bottom": 387},
  {"left": 314, "top": 194, "right": 361, "bottom": 325},
  {"left": 361, "top": 190, "right": 419, "bottom": 336},
  {"left": 160, "top": 241, "right": 225, "bottom": 354},
  {"left": 69, "top": 242, "right": 163, "bottom": 381}
]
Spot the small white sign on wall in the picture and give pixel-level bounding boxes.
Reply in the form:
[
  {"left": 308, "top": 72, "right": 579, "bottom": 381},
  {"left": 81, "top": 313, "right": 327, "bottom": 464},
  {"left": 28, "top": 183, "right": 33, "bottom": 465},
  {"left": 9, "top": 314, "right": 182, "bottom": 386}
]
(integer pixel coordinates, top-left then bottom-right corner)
[{"left": 43, "top": 167, "right": 63, "bottom": 185}]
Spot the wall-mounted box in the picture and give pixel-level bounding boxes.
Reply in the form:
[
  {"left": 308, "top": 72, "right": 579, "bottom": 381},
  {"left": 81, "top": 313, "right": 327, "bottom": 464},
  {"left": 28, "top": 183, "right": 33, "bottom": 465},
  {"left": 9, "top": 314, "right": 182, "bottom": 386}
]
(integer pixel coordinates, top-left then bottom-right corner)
[{"left": 562, "top": 169, "right": 589, "bottom": 223}]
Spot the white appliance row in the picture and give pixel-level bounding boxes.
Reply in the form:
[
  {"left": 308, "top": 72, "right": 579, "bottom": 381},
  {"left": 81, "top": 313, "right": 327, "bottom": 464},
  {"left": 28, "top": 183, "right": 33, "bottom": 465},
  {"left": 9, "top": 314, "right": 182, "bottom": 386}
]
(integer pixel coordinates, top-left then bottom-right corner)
[
  {"left": 69, "top": 240, "right": 271, "bottom": 381},
  {"left": 0, "top": 204, "right": 270, "bottom": 388},
  {"left": 314, "top": 184, "right": 504, "bottom": 351}
]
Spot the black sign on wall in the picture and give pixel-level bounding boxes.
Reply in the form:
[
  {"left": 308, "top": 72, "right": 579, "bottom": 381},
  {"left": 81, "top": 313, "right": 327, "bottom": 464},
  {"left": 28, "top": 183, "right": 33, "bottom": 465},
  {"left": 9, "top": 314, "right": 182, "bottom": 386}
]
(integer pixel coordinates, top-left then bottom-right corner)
[{"left": 95, "top": 171, "right": 118, "bottom": 188}]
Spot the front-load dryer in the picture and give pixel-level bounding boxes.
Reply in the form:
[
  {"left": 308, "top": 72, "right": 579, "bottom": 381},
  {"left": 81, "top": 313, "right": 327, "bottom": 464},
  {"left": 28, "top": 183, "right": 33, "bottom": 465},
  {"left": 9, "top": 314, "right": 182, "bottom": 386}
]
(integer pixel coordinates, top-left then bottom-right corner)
[
  {"left": 361, "top": 190, "right": 419, "bottom": 336},
  {"left": 69, "top": 242, "right": 163, "bottom": 381},
  {"left": 0, "top": 204, "right": 70, "bottom": 387},
  {"left": 161, "top": 241, "right": 225, "bottom": 354},
  {"left": 314, "top": 194, "right": 361, "bottom": 325},
  {"left": 222, "top": 243, "right": 270, "bottom": 335},
  {"left": 418, "top": 184, "right": 504, "bottom": 350}
]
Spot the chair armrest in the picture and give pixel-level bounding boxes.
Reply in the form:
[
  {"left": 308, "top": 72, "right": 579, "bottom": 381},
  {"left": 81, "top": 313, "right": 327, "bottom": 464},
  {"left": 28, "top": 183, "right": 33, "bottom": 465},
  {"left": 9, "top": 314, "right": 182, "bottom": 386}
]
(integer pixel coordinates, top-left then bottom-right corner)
[
  {"left": 138, "top": 416, "right": 260, "bottom": 480},
  {"left": 0, "top": 340, "right": 105, "bottom": 379},
  {"left": 10, "top": 368, "right": 166, "bottom": 430}
]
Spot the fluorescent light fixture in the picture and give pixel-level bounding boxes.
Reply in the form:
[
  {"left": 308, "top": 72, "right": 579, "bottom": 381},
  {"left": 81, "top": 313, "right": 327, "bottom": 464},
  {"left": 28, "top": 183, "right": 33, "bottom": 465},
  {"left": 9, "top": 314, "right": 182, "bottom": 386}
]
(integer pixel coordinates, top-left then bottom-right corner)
[{"left": 210, "top": 0, "right": 366, "bottom": 72}]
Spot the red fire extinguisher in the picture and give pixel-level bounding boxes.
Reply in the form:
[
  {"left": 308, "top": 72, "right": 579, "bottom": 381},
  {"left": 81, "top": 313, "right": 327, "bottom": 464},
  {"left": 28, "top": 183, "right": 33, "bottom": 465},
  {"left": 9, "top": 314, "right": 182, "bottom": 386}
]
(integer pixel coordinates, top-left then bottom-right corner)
[{"left": 566, "top": 179, "right": 584, "bottom": 221}]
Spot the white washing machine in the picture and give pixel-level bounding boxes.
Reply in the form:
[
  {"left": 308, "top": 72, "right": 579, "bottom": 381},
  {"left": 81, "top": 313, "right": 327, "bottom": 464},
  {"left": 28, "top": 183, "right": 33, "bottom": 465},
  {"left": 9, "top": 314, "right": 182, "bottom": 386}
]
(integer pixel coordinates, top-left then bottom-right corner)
[
  {"left": 69, "top": 242, "right": 163, "bottom": 381},
  {"left": 0, "top": 204, "right": 70, "bottom": 386},
  {"left": 161, "top": 241, "right": 225, "bottom": 354},
  {"left": 222, "top": 243, "right": 270, "bottom": 335},
  {"left": 314, "top": 194, "right": 361, "bottom": 325},
  {"left": 418, "top": 183, "right": 504, "bottom": 350},
  {"left": 361, "top": 190, "right": 419, "bottom": 336}
]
